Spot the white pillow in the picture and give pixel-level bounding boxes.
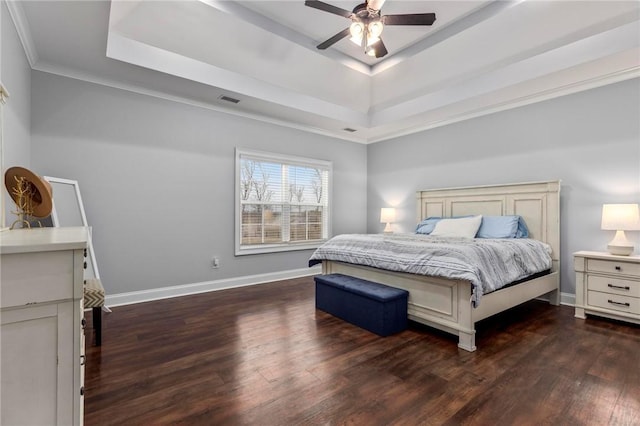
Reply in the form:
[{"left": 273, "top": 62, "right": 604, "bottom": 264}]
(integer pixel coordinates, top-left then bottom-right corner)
[{"left": 430, "top": 215, "right": 483, "bottom": 238}]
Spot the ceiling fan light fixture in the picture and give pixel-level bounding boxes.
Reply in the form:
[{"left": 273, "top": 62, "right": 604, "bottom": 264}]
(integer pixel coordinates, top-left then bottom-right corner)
[
  {"left": 368, "top": 20, "right": 383, "bottom": 38},
  {"left": 349, "top": 21, "right": 364, "bottom": 37},
  {"left": 349, "top": 21, "right": 364, "bottom": 45},
  {"left": 305, "top": 0, "right": 435, "bottom": 58}
]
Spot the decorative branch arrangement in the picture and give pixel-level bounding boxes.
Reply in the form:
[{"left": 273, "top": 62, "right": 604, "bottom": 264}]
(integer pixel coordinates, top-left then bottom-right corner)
[{"left": 9, "top": 176, "right": 43, "bottom": 229}]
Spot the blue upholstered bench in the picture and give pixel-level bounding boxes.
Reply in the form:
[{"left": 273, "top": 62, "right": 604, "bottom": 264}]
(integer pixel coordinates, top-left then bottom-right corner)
[{"left": 314, "top": 274, "right": 409, "bottom": 337}]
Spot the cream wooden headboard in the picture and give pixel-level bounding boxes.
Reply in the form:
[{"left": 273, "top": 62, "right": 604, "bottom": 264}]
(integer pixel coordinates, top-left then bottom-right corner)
[{"left": 416, "top": 181, "right": 561, "bottom": 271}]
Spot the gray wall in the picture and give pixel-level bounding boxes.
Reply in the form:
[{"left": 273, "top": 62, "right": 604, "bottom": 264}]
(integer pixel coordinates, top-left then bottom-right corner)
[
  {"left": 31, "top": 71, "right": 367, "bottom": 294},
  {"left": 1, "top": 1, "right": 32, "bottom": 226},
  {"left": 367, "top": 78, "right": 640, "bottom": 295}
]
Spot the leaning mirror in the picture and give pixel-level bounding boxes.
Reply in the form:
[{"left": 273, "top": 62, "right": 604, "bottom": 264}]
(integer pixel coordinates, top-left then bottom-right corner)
[{"left": 44, "top": 176, "right": 100, "bottom": 279}]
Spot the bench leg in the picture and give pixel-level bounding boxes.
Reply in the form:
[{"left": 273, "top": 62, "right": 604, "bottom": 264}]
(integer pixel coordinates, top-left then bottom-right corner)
[{"left": 92, "top": 306, "right": 102, "bottom": 346}]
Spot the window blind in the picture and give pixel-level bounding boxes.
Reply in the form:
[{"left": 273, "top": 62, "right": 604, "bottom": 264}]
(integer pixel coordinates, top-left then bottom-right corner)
[{"left": 236, "top": 149, "right": 331, "bottom": 255}]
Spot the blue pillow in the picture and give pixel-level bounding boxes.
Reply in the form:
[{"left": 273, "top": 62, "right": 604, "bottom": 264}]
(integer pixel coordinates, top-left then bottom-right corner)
[
  {"left": 415, "top": 217, "right": 442, "bottom": 234},
  {"left": 476, "top": 215, "right": 529, "bottom": 238},
  {"left": 516, "top": 216, "right": 529, "bottom": 238}
]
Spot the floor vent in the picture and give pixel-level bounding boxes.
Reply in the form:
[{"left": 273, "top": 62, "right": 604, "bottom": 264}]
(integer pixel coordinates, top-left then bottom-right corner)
[{"left": 218, "top": 95, "right": 240, "bottom": 104}]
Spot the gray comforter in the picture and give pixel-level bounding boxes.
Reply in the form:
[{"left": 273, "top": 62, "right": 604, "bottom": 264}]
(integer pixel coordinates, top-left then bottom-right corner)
[{"left": 309, "top": 233, "right": 553, "bottom": 306}]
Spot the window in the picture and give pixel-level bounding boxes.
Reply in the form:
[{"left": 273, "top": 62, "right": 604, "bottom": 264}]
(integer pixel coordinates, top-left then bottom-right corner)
[{"left": 235, "top": 149, "right": 332, "bottom": 255}]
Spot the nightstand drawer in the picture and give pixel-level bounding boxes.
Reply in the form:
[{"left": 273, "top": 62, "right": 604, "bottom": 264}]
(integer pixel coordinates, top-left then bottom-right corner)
[
  {"left": 587, "top": 291, "right": 640, "bottom": 314},
  {"left": 587, "top": 276, "right": 640, "bottom": 298},
  {"left": 587, "top": 259, "right": 640, "bottom": 277}
]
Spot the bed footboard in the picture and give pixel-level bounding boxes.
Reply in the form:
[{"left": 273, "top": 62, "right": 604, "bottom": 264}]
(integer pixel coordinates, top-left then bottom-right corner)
[{"left": 321, "top": 261, "right": 559, "bottom": 352}]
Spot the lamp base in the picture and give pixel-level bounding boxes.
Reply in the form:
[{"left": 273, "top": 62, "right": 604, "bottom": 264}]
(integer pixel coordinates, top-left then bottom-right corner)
[
  {"left": 607, "top": 230, "right": 634, "bottom": 256},
  {"left": 383, "top": 222, "right": 393, "bottom": 234},
  {"left": 607, "top": 244, "right": 634, "bottom": 256}
]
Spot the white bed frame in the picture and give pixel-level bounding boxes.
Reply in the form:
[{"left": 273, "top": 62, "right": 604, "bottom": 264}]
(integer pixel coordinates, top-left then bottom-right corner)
[{"left": 322, "top": 180, "right": 561, "bottom": 352}]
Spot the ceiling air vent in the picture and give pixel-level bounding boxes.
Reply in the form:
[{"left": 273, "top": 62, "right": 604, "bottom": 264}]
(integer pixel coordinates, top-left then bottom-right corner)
[
  {"left": 218, "top": 95, "right": 240, "bottom": 104},
  {"left": 342, "top": 128, "right": 357, "bottom": 133}
]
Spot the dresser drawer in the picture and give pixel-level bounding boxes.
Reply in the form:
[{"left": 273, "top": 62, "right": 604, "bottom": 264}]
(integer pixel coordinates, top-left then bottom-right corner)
[
  {"left": 0, "top": 251, "right": 75, "bottom": 309},
  {"left": 587, "top": 275, "right": 640, "bottom": 298},
  {"left": 587, "top": 259, "right": 640, "bottom": 277},
  {"left": 587, "top": 291, "right": 640, "bottom": 315}
]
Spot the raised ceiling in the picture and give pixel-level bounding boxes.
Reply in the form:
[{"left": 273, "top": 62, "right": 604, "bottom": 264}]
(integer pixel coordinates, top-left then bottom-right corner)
[{"left": 8, "top": 0, "right": 640, "bottom": 143}]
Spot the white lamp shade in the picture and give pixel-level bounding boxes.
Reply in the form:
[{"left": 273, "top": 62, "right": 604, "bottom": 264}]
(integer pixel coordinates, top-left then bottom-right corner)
[
  {"left": 380, "top": 208, "right": 396, "bottom": 223},
  {"left": 601, "top": 204, "right": 640, "bottom": 231}
]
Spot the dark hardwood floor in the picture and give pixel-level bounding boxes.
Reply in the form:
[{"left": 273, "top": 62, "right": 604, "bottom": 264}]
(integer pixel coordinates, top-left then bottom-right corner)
[{"left": 84, "top": 277, "right": 639, "bottom": 425}]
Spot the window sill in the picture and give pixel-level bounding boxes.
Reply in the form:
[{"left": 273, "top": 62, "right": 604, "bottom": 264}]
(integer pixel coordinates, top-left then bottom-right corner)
[{"left": 235, "top": 241, "right": 325, "bottom": 256}]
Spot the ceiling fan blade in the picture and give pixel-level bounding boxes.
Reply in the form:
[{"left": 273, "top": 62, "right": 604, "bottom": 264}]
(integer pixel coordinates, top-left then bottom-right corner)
[
  {"left": 383, "top": 13, "right": 436, "bottom": 26},
  {"left": 304, "top": 1, "right": 353, "bottom": 18},
  {"left": 317, "top": 28, "right": 351, "bottom": 50},
  {"left": 370, "top": 38, "right": 388, "bottom": 58},
  {"left": 366, "top": 0, "right": 387, "bottom": 11}
]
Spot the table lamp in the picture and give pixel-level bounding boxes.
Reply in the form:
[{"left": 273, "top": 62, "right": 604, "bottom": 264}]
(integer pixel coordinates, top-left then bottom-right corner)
[
  {"left": 601, "top": 203, "right": 640, "bottom": 255},
  {"left": 380, "top": 207, "right": 396, "bottom": 234}
]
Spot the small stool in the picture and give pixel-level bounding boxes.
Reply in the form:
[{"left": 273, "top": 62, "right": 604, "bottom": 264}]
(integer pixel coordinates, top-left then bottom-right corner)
[{"left": 84, "top": 278, "right": 105, "bottom": 346}]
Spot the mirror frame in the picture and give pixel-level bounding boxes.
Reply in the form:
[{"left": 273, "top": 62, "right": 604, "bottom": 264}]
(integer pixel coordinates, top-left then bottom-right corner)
[
  {"left": 44, "top": 176, "right": 100, "bottom": 279},
  {"left": 0, "top": 82, "right": 9, "bottom": 231}
]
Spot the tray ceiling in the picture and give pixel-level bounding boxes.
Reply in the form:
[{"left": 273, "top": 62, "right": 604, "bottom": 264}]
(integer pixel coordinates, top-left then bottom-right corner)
[{"left": 9, "top": 0, "right": 640, "bottom": 143}]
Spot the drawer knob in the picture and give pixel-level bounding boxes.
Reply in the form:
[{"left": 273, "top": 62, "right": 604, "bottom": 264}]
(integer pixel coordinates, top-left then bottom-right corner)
[
  {"left": 608, "top": 299, "right": 630, "bottom": 307},
  {"left": 608, "top": 283, "right": 630, "bottom": 291},
  {"left": 614, "top": 266, "right": 621, "bottom": 271}
]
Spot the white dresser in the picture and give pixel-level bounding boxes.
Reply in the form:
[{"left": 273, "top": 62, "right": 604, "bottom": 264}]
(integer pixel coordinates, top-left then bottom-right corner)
[
  {"left": 574, "top": 251, "right": 640, "bottom": 325},
  {"left": 1, "top": 227, "right": 88, "bottom": 425}
]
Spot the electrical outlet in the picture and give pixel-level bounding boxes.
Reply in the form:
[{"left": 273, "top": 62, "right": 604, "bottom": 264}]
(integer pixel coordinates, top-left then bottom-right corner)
[{"left": 211, "top": 256, "right": 220, "bottom": 269}]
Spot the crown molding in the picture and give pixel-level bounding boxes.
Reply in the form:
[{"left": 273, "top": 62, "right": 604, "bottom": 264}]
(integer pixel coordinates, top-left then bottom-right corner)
[
  {"left": 5, "top": 0, "right": 38, "bottom": 67},
  {"left": 200, "top": 0, "right": 516, "bottom": 78},
  {"left": 371, "top": 0, "right": 523, "bottom": 76},
  {"left": 367, "top": 66, "right": 640, "bottom": 144},
  {"left": 105, "top": 30, "right": 370, "bottom": 125},
  {"left": 370, "top": 20, "right": 640, "bottom": 127},
  {"left": 199, "top": 0, "right": 371, "bottom": 76},
  {"left": 32, "top": 61, "right": 368, "bottom": 144},
  {"left": 31, "top": 56, "right": 639, "bottom": 147}
]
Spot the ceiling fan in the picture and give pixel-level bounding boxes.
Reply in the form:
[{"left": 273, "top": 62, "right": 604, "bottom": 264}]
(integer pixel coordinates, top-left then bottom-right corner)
[{"left": 304, "top": 0, "right": 436, "bottom": 59}]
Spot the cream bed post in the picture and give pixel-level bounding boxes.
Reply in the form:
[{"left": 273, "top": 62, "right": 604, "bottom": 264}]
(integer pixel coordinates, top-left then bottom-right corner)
[{"left": 457, "top": 282, "right": 476, "bottom": 352}]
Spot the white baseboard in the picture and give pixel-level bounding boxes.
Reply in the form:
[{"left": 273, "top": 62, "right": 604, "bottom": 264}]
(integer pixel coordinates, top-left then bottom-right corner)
[
  {"left": 560, "top": 292, "right": 576, "bottom": 307},
  {"left": 105, "top": 265, "right": 321, "bottom": 307},
  {"left": 105, "top": 268, "right": 577, "bottom": 309},
  {"left": 535, "top": 291, "right": 575, "bottom": 306}
]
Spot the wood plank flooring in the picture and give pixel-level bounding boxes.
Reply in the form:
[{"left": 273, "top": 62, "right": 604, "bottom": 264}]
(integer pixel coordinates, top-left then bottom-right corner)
[{"left": 84, "top": 277, "right": 640, "bottom": 425}]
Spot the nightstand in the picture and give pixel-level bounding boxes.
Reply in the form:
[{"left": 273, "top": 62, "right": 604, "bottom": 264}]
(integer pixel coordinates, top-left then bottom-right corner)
[{"left": 574, "top": 251, "right": 640, "bottom": 325}]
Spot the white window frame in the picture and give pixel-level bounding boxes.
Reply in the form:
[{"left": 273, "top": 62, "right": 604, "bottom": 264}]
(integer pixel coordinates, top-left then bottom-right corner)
[{"left": 235, "top": 148, "right": 332, "bottom": 256}]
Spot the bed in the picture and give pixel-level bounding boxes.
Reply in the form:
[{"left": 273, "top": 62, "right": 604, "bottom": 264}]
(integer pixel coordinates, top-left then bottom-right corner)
[{"left": 313, "top": 180, "right": 560, "bottom": 352}]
